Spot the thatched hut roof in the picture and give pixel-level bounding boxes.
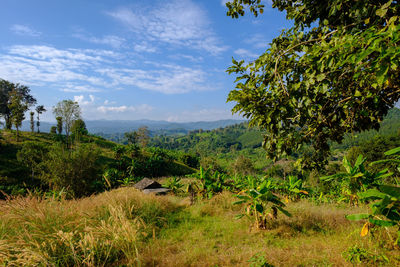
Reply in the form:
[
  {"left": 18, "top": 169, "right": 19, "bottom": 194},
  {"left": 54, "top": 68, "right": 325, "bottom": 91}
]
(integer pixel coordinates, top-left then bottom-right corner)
[{"left": 133, "top": 178, "right": 162, "bottom": 190}]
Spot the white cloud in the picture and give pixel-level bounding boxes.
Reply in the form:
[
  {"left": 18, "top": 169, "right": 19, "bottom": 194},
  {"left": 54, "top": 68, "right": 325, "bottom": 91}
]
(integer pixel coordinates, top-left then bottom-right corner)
[
  {"left": 133, "top": 42, "right": 157, "bottom": 53},
  {"left": 62, "top": 84, "right": 102, "bottom": 93},
  {"left": 97, "top": 104, "right": 153, "bottom": 114},
  {"left": 71, "top": 95, "right": 153, "bottom": 119},
  {"left": 0, "top": 45, "right": 119, "bottom": 90},
  {"left": 0, "top": 44, "right": 216, "bottom": 96},
  {"left": 97, "top": 64, "right": 216, "bottom": 94},
  {"left": 73, "top": 33, "right": 125, "bottom": 48},
  {"left": 234, "top": 48, "right": 259, "bottom": 59},
  {"left": 244, "top": 34, "right": 270, "bottom": 49},
  {"left": 10, "top": 24, "right": 41, "bottom": 37},
  {"left": 107, "top": 0, "right": 228, "bottom": 55},
  {"left": 169, "top": 54, "right": 203, "bottom": 63},
  {"left": 74, "top": 94, "right": 95, "bottom": 106}
]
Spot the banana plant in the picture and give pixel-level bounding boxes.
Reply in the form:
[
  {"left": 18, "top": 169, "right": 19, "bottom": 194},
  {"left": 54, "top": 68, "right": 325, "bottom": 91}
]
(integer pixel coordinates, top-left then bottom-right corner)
[
  {"left": 347, "top": 185, "right": 400, "bottom": 245},
  {"left": 188, "top": 167, "right": 227, "bottom": 199},
  {"left": 103, "top": 168, "right": 123, "bottom": 189},
  {"left": 321, "top": 155, "right": 391, "bottom": 205},
  {"left": 163, "top": 176, "right": 183, "bottom": 194},
  {"left": 371, "top": 146, "right": 400, "bottom": 175},
  {"left": 118, "top": 176, "right": 136, "bottom": 187},
  {"left": 283, "top": 175, "right": 309, "bottom": 202},
  {"left": 346, "top": 146, "right": 400, "bottom": 246},
  {"left": 234, "top": 179, "right": 291, "bottom": 229}
]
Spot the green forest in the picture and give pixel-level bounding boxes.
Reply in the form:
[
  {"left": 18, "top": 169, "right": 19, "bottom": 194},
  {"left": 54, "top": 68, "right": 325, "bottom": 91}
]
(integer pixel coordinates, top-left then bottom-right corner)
[{"left": 1, "top": 0, "right": 400, "bottom": 266}]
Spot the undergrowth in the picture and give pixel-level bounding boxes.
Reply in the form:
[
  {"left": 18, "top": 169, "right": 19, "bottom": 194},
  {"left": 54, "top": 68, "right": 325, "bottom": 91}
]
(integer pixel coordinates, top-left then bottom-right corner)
[{"left": 1, "top": 188, "right": 399, "bottom": 266}]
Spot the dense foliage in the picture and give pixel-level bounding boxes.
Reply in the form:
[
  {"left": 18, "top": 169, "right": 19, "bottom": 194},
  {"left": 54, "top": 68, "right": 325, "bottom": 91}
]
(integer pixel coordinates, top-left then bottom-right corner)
[
  {"left": 226, "top": 0, "right": 400, "bottom": 167},
  {"left": 0, "top": 79, "right": 36, "bottom": 129}
]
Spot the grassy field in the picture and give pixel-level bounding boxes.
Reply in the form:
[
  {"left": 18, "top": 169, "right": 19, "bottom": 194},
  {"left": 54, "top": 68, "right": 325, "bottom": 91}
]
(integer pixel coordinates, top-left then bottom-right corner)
[{"left": 1, "top": 187, "right": 399, "bottom": 266}]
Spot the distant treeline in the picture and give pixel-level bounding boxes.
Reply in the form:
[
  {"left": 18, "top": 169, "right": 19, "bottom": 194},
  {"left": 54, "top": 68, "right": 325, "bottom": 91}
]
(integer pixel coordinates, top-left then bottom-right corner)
[{"left": 147, "top": 108, "right": 400, "bottom": 156}]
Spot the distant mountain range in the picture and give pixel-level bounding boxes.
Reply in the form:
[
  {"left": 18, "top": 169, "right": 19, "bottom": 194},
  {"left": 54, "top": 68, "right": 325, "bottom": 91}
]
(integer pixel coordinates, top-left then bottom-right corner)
[{"left": 19, "top": 119, "right": 245, "bottom": 136}]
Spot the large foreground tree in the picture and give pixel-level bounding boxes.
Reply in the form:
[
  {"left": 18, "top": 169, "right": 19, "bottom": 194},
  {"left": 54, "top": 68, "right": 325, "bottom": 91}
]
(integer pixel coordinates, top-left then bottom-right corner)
[
  {"left": 0, "top": 79, "right": 36, "bottom": 129},
  {"left": 226, "top": 0, "right": 400, "bottom": 167}
]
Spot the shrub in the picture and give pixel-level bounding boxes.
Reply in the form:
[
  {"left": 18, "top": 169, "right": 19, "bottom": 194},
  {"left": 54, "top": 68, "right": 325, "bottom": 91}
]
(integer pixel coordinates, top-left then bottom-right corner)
[
  {"left": 40, "top": 143, "right": 102, "bottom": 197},
  {"left": 179, "top": 153, "right": 199, "bottom": 168},
  {"left": 17, "top": 141, "right": 48, "bottom": 180},
  {"left": 231, "top": 155, "right": 255, "bottom": 176}
]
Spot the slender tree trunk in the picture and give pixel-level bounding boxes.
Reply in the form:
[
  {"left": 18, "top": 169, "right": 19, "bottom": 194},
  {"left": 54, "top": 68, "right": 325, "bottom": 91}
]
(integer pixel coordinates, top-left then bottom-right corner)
[
  {"left": 16, "top": 126, "right": 19, "bottom": 141},
  {"left": 37, "top": 116, "right": 40, "bottom": 133},
  {"left": 5, "top": 115, "right": 11, "bottom": 130}
]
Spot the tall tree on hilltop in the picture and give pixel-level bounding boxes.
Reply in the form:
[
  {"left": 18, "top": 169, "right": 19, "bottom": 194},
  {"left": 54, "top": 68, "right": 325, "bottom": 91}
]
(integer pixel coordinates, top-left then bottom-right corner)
[
  {"left": 124, "top": 131, "right": 138, "bottom": 145},
  {"left": 35, "top": 105, "right": 46, "bottom": 133},
  {"left": 30, "top": 111, "right": 35, "bottom": 133},
  {"left": 56, "top": 116, "right": 63, "bottom": 134},
  {"left": 136, "top": 126, "right": 150, "bottom": 148},
  {"left": 8, "top": 88, "right": 28, "bottom": 140},
  {"left": 53, "top": 100, "right": 81, "bottom": 142},
  {"left": 226, "top": 0, "right": 400, "bottom": 168},
  {"left": 0, "top": 79, "right": 36, "bottom": 129},
  {"left": 71, "top": 118, "right": 88, "bottom": 140}
]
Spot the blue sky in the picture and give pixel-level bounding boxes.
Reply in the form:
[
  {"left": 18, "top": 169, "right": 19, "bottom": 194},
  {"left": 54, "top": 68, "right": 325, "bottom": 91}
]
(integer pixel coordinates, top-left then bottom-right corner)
[{"left": 0, "top": 0, "right": 291, "bottom": 122}]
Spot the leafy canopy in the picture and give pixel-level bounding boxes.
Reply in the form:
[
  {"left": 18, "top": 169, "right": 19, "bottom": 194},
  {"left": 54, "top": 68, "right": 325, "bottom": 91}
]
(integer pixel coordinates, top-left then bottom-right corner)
[
  {"left": 226, "top": 0, "right": 400, "bottom": 167},
  {"left": 53, "top": 100, "right": 81, "bottom": 139},
  {"left": 0, "top": 79, "right": 36, "bottom": 129}
]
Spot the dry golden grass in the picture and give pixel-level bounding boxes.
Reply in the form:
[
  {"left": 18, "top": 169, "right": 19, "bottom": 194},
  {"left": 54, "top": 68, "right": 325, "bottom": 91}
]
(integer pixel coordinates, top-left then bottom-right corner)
[
  {"left": 1, "top": 189, "right": 399, "bottom": 266},
  {"left": 0, "top": 188, "right": 179, "bottom": 266}
]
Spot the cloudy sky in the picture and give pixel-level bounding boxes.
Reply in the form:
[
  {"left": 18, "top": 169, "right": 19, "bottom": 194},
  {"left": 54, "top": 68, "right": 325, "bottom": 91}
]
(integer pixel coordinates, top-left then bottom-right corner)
[{"left": 0, "top": 0, "right": 291, "bottom": 122}]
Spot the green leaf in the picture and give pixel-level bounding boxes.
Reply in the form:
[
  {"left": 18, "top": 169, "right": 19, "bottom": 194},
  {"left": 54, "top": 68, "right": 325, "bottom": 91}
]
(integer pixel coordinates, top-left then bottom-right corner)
[
  {"left": 233, "top": 200, "right": 247, "bottom": 205},
  {"left": 343, "top": 156, "right": 351, "bottom": 173},
  {"left": 376, "top": 0, "right": 392, "bottom": 18},
  {"left": 354, "top": 155, "right": 365, "bottom": 168},
  {"left": 369, "top": 218, "right": 397, "bottom": 227},
  {"left": 376, "top": 65, "right": 389, "bottom": 86},
  {"left": 384, "top": 146, "right": 400, "bottom": 156},
  {"left": 255, "top": 203, "right": 264, "bottom": 213},
  {"left": 359, "top": 189, "right": 387, "bottom": 199},
  {"left": 346, "top": 214, "right": 369, "bottom": 221},
  {"left": 277, "top": 206, "right": 292, "bottom": 217},
  {"left": 379, "top": 185, "right": 400, "bottom": 199},
  {"left": 235, "top": 214, "right": 245, "bottom": 220}
]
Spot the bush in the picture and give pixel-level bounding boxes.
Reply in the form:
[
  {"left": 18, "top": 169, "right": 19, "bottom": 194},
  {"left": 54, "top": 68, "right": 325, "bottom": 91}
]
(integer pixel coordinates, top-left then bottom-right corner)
[
  {"left": 200, "top": 156, "right": 225, "bottom": 173},
  {"left": 179, "top": 153, "right": 199, "bottom": 168},
  {"left": 40, "top": 143, "right": 102, "bottom": 197},
  {"left": 231, "top": 155, "right": 255, "bottom": 176},
  {"left": 50, "top": 126, "right": 57, "bottom": 134}
]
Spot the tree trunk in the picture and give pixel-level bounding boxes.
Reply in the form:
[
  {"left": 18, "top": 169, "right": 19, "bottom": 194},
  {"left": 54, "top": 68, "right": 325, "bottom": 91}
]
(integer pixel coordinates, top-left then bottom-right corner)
[
  {"left": 5, "top": 115, "right": 11, "bottom": 129},
  {"left": 16, "top": 126, "right": 19, "bottom": 141}
]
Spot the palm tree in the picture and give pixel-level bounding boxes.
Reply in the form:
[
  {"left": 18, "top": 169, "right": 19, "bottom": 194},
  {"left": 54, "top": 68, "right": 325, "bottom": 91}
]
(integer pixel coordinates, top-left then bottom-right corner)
[{"left": 35, "top": 105, "right": 46, "bottom": 133}]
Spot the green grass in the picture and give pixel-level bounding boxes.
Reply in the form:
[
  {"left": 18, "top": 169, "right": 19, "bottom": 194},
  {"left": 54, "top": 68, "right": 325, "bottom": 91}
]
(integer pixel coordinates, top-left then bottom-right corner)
[{"left": 2, "top": 188, "right": 398, "bottom": 266}]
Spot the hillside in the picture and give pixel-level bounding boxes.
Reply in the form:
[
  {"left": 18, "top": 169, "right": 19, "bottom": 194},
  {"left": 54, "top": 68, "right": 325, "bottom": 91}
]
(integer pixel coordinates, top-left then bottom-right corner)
[
  {"left": 150, "top": 108, "right": 400, "bottom": 155},
  {"left": 332, "top": 108, "right": 400, "bottom": 149},
  {"left": 149, "top": 122, "right": 263, "bottom": 153},
  {"left": 0, "top": 130, "right": 195, "bottom": 197}
]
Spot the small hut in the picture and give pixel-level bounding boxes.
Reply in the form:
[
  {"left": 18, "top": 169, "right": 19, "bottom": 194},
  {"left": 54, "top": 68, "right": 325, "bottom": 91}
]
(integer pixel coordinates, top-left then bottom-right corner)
[{"left": 133, "top": 178, "right": 171, "bottom": 195}]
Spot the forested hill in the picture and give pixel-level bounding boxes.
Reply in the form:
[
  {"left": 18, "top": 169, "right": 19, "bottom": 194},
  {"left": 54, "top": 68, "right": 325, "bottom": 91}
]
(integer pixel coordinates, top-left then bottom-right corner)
[
  {"left": 149, "top": 122, "right": 263, "bottom": 154},
  {"left": 19, "top": 119, "right": 245, "bottom": 137},
  {"left": 332, "top": 107, "right": 400, "bottom": 149},
  {"left": 149, "top": 108, "right": 400, "bottom": 154}
]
